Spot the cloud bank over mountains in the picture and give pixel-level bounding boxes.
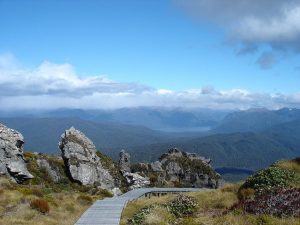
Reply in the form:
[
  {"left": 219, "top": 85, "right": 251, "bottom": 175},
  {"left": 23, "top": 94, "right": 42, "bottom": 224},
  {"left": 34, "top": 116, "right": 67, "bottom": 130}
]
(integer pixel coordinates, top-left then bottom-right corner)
[
  {"left": 176, "top": 0, "right": 300, "bottom": 68},
  {"left": 0, "top": 53, "right": 299, "bottom": 110}
]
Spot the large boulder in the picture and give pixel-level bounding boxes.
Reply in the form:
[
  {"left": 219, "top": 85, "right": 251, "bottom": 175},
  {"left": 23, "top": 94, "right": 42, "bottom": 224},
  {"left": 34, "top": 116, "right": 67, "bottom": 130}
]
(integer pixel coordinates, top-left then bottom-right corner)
[
  {"left": 59, "top": 127, "right": 114, "bottom": 189},
  {"left": 0, "top": 123, "right": 33, "bottom": 183}
]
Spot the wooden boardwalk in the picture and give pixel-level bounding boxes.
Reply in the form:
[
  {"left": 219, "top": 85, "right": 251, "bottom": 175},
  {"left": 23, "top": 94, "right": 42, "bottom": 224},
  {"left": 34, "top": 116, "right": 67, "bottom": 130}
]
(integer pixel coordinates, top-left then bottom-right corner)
[{"left": 75, "top": 188, "right": 205, "bottom": 225}]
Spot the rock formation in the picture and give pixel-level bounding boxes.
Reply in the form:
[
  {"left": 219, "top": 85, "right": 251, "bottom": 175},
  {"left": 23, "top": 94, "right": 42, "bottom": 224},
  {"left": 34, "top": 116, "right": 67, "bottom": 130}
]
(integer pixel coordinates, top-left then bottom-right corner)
[
  {"left": 119, "top": 149, "right": 131, "bottom": 173},
  {"left": 118, "top": 150, "right": 150, "bottom": 190},
  {"left": 0, "top": 123, "right": 33, "bottom": 183},
  {"left": 132, "top": 148, "right": 222, "bottom": 188},
  {"left": 37, "top": 158, "right": 62, "bottom": 183},
  {"left": 124, "top": 172, "right": 150, "bottom": 190},
  {"left": 59, "top": 127, "right": 114, "bottom": 189}
]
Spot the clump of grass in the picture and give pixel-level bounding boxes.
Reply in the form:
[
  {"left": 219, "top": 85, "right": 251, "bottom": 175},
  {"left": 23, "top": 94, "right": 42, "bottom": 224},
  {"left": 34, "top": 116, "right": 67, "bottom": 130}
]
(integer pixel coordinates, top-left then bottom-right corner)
[
  {"left": 237, "top": 188, "right": 255, "bottom": 200},
  {"left": 66, "top": 203, "right": 76, "bottom": 212},
  {"left": 190, "top": 190, "right": 238, "bottom": 209},
  {"left": 97, "top": 188, "right": 114, "bottom": 198},
  {"left": 276, "top": 158, "right": 300, "bottom": 174},
  {"left": 77, "top": 194, "right": 93, "bottom": 205},
  {"left": 143, "top": 207, "right": 175, "bottom": 225},
  {"left": 30, "top": 198, "right": 50, "bottom": 214},
  {"left": 44, "top": 195, "right": 59, "bottom": 207}
]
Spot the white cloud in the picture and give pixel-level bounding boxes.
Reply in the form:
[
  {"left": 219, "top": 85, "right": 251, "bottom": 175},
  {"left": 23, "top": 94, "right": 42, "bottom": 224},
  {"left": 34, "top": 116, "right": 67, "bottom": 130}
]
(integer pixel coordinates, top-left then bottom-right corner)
[
  {"left": 175, "top": 0, "right": 300, "bottom": 67},
  {"left": 0, "top": 53, "right": 299, "bottom": 110}
]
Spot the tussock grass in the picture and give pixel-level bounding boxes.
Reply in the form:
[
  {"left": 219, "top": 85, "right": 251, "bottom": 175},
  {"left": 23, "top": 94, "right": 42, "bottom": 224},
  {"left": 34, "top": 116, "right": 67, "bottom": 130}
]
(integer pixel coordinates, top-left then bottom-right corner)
[
  {"left": 0, "top": 176, "right": 102, "bottom": 225},
  {"left": 192, "top": 213, "right": 300, "bottom": 225},
  {"left": 188, "top": 188, "right": 239, "bottom": 209},
  {"left": 143, "top": 207, "right": 175, "bottom": 225},
  {"left": 120, "top": 194, "right": 176, "bottom": 225},
  {"left": 276, "top": 158, "right": 300, "bottom": 174}
]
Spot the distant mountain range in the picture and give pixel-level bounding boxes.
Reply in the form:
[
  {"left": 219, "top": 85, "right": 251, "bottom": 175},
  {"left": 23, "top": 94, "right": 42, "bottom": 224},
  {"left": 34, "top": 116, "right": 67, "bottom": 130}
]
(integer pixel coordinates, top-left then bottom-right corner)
[
  {"left": 0, "top": 107, "right": 229, "bottom": 132},
  {"left": 114, "top": 123, "right": 299, "bottom": 170},
  {"left": 0, "top": 117, "right": 182, "bottom": 154},
  {"left": 213, "top": 108, "right": 300, "bottom": 133},
  {"left": 0, "top": 107, "right": 299, "bottom": 172}
]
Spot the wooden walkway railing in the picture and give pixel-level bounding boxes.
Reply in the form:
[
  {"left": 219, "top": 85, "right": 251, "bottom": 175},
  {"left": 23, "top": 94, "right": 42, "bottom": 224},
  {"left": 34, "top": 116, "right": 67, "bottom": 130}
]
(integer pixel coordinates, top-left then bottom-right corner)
[{"left": 75, "top": 188, "right": 206, "bottom": 225}]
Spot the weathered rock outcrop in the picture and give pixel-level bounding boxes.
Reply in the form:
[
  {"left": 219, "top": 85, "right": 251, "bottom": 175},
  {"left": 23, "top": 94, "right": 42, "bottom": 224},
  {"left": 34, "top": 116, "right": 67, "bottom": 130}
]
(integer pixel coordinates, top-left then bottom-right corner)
[
  {"left": 59, "top": 127, "right": 114, "bottom": 189},
  {"left": 37, "top": 158, "right": 62, "bottom": 183},
  {"left": 132, "top": 148, "right": 222, "bottom": 188},
  {"left": 123, "top": 172, "right": 150, "bottom": 190},
  {"left": 118, "top": 150, "right": 150, "bottom": 190},
  {"left": 0, "top": 123, "right": 33, "bottom": 183},
  {"left": 119, "top": 149, "right": 131, "bottom": 173}
]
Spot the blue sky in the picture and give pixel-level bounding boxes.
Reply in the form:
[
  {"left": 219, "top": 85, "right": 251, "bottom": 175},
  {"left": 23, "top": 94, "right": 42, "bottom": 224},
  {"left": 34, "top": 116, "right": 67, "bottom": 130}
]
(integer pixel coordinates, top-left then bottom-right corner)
[{"left": 0, "top": 0, "right": 300, "bottom": 109}]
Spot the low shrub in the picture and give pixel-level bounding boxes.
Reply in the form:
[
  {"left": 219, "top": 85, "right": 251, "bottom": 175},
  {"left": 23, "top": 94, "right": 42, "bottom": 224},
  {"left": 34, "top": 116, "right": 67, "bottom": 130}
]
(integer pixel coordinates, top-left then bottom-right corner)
[
  {"left": 30, "top": 198, "right": 50, "bottom": 214},
  {"left": 149, "top": 174, "right": 158, "bottom": 186},
  {"left": 166, "top": 194, "right": 198, "bottom": 217},
  {"left": 240, "top": 166, "right": 300, "bottom": 194},
  {"left": 234, "top": 188, "right": 300, "bottom": 218},
  {"left": 128, "top": 204, "right": 158, "bottom": 225}
]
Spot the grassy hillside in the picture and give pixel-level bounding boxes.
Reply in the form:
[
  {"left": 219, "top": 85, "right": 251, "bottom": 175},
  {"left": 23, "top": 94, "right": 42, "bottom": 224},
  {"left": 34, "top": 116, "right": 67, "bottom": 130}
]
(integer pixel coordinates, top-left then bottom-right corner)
[
  {"left": 121, "top": 158, "right": 300, "bottom": 225},
  {"left": 0, "top": 152, "right": 115, "bottom": 225}
]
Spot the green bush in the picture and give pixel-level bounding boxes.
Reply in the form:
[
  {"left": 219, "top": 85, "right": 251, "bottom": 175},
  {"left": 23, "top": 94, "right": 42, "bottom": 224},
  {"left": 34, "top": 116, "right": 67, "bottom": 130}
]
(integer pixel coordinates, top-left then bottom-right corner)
[{"left": 240, "top": 166, "right": 300, "bottom": 194}]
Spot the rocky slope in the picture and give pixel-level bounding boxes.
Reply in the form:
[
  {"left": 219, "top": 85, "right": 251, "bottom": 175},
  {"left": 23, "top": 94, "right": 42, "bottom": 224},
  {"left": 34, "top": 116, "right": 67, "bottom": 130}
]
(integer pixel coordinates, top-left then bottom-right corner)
[
  {"left": 0, "top": 122, "right": 221, "bottom": 193},
  {"left": 130, "top": 148, "right": 222, "bottom": 188}
]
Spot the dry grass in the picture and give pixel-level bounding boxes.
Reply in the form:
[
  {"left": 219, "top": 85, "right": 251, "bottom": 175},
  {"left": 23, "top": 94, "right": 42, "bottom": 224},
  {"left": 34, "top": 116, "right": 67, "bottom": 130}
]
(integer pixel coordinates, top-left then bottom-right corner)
[
  {"left": 121, "top": 182, "right": 300, "bottom": 225},
  {"left": 143, "top": 207, "right": 175, "bottom": 225},
  {"left": 120, "top": 194, "right": 177, "bottom": 225},
  {"left": 0, "top": 176, "right": 98, "bottom": 225},
  {"left": 188, "top": 189, "right": 239, "bottom": 209},
  {"left": 191, "top": 213, "right": 300, "bottom": 225},
  {"left": 276, "top": 159, "right": 300, "bottom": 174}
]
